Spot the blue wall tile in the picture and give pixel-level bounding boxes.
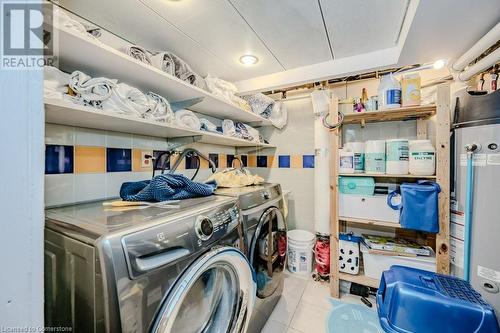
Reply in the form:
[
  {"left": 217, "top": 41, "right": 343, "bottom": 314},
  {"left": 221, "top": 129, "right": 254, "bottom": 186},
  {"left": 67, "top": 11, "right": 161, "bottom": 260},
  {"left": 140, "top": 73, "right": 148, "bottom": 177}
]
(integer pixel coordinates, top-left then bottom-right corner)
[
  {"left": 278, "top": 155, "right": 291, "bottom": 168},
  {"left": 107, "top": 148, "right": 132, "bottom": 172},
  {"left": 257, "top": 155, "right": 268, "bottom": 168},
  {"left": 226, "top": 154, "right": 235, "bottom": 168},
  {"left": 185, "top": 154, "right": 199, "bottom": 169},
  {"left": 45, "top": 145, "right": 74, "bottom": 174},
  {"left": 303, "top": 155, "right": 315, "bottom": 168},
  {"left": 209, "top": 153, "right": 219, "bottom": 168},
  {"left": 153, "top": 150, "right": 170, "bottom": 171},
  {"left": 240, "top": 155, "right": 247, "bottom": 167}
]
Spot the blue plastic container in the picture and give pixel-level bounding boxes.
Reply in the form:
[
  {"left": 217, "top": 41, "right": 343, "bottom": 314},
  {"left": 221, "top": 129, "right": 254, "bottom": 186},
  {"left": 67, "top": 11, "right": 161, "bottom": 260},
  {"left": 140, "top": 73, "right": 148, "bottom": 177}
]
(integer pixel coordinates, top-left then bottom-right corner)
[
  {"left": 377, "top": 266, "right": 500, "bottom": 333},
  {"left": 339, "top": 176, "right": 375, "bottom": 195}
]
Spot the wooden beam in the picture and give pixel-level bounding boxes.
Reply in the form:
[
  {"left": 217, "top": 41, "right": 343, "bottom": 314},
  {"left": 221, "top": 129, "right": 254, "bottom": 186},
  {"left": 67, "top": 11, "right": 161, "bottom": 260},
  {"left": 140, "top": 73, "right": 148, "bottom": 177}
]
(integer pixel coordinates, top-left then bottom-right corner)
[
  {"left": 435, "top": 83, "right": 451, "bottom": 274},
  {"left": 330, "top": 95, "right": 340, "bottom": 298}
]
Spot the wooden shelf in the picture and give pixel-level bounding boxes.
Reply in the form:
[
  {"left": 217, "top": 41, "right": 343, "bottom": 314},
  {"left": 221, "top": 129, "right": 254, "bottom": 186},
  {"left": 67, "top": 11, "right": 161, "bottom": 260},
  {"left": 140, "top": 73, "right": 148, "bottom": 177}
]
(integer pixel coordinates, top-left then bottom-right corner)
[
  {"left": 339, "top": 271, "right": 380, "bottom": 289},
  {"left": 339, "top": 216, "right": 401, "bottom": 229},
  {"left": 342, "top": 105, "right": 436, "bottom": 125},
  {"left": 55, "top": 27, "right": 271, "bottom": 125},
  {"left": 44, "top": 98, "right": 274, "bottom": 148},
  {"left": 339, "top": 173, "right": 436, "bottom": 179}
]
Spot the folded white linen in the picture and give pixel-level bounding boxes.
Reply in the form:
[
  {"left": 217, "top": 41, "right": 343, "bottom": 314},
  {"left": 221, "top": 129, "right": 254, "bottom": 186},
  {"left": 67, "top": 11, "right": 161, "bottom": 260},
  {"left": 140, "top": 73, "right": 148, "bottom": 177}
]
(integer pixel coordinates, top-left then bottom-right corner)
[
  {"left": 269, "top": 101, "right": 288, "bottom": 129},
  {"left": 101, "top": 83, "right": 149, "bottom": 117},
  {"left": 242, "top": 93, "right": 274, "bottom": 118},
  {"left": 174, "top": 109, "right": 200, "bottom": 130},
  {"left": 199, "top": 118, "right": 219, "bottom": 133},
  {"left": 205, "top": 74, "right": 237, "bottom": 100},
  {"left": 150, "top": 51, "right": 176, "bottom": 76},
  {"left": 44, "top": 66, "right": 70, "bottom": 99},
  {"left": 69, "top": 71, "right": 117, "bottom": 103},
  {"left": 53, "top": 9, "right": 98, "bottom": 41},
  {"left": 143, "top": 92, "right": 174, "bottom": 123},
  {"left": 122, "top": 45, "right": 152, "bottom": 65},
  {"left": 222, "top": 120, "right": 260, "bottom": 142}
]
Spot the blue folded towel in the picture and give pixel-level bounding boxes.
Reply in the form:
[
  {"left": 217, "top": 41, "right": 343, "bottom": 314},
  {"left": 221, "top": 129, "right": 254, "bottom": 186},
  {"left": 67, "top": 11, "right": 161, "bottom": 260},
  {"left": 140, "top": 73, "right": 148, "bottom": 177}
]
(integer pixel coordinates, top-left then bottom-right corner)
[{"left": 120, "top": 173, "right": 216, "bottom": 202}]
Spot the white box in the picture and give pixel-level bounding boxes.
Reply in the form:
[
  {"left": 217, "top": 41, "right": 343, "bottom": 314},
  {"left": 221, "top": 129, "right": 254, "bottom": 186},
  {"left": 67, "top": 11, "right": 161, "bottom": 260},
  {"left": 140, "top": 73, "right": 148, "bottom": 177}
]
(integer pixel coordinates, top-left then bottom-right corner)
[
  {"left": 361, "top": 244, "right": 436, "bottom": 280},
  {"left": 339, "top": 194, "right": 400, "bottom": 223}
]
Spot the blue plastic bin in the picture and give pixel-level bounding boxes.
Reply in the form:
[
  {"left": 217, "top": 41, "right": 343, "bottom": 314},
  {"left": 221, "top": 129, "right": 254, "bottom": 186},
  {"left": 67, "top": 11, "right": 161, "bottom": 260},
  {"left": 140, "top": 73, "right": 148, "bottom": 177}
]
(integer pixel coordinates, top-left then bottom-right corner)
[{"left": 377, "top": 266, "right": 499, "bottom": 333}]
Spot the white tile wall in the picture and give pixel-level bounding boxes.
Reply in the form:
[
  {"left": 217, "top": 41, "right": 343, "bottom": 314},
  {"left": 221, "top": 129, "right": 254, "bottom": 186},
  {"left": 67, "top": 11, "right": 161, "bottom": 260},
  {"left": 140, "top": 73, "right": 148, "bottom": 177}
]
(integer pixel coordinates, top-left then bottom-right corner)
[{"left": 45, "top": 124, "right": 75, "bottom": 145}]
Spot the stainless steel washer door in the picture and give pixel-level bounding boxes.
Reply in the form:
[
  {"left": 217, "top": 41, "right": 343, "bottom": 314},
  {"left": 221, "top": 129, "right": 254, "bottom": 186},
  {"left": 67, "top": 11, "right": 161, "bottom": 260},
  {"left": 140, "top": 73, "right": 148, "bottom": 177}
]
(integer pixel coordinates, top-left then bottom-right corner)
[{"left": 151, "top": 247, "right": 256, "bottom": 333}]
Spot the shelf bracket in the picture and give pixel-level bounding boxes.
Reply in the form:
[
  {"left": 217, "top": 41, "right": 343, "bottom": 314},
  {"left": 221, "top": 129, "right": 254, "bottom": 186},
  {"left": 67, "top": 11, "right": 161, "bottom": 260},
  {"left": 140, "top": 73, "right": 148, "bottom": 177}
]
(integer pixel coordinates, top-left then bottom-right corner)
[
  {"left": 165, "top": 136, "right": 202, "bottom": 150},
  {"left": 170, "top": 97, "right": 204, "bottom": 112}
]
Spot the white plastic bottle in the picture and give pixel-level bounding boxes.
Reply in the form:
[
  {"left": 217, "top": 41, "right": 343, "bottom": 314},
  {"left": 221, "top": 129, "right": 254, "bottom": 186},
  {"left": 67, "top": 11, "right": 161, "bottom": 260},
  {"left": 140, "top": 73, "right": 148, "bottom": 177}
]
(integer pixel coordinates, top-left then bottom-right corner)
[
  {"left": 378, "top": 73, "right": 401, "bottom": 109},
  {"left": 409, "top": 140, "right": 436, "bottom": 175},
  {"left": 339, "top": 148, "right": 355, "bottom": 174}
]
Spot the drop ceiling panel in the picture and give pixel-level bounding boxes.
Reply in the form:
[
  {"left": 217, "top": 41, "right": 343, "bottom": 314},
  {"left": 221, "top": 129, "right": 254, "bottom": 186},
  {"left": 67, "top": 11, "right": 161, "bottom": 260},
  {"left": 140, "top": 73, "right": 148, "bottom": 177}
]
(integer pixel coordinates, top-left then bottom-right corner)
[
  {"left": 229, "top": 0, "right": 333, "bottom": 70},
  {"left": 320, "top": 0, "right": 409, "bottom": 58},
  {"left": 140, "top": 0, "right": 284, "bottom": 78}
]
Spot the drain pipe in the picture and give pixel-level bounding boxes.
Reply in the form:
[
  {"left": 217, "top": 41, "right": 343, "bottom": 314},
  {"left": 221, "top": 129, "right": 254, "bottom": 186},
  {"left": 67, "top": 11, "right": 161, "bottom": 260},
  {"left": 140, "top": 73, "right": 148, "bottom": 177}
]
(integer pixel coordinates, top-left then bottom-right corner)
[{"left": 464, "top": 143, "right": 480, "bottom": 282}]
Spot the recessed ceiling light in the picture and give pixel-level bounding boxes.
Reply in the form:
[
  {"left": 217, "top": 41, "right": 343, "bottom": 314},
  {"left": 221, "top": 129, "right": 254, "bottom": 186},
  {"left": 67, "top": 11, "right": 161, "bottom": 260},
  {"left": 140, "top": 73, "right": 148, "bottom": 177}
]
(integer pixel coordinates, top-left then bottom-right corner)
[
  {"left": 433, "top": 59, "right": 446, "bottom": 70},
  {"left": 239, "top": 55, "right": 259, "bottom": 66}
]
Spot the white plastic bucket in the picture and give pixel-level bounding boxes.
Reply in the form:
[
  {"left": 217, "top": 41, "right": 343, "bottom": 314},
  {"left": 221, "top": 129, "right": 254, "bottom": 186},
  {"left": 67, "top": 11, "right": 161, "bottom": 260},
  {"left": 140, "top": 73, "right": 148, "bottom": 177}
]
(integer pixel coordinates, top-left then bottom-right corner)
[
  {"left": 287, "top": 230, "right": 315, "bottom": 275},
  {"left": 386, "top": 139, "right": 409, "bottom": 174}
]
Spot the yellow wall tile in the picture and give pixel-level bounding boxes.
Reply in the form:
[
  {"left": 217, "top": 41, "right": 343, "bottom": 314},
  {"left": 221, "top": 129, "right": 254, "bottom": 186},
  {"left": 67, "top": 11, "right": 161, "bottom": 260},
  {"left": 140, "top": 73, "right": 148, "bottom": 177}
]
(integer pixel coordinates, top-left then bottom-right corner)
[
  {"left": 268, "top": 155, "right": 277, "bottom": 168},
  {"left": 248, "top": 155, "right": 257, "bottom": 168},
  {"left": 199, "top": 158, "right": 209, "bottom": 169},
  {"left": 218, "top": 154, "right": 227, "bottom": 169},
  {"left": 74, "top": 146, "right": 106, "bottom": 173},
  {"left": 132, "top": 149, "right": 153, "bottom": 172},
  {"left": 170, "top": 153, "right": 185, "bottom": 171},
  {"left": 291, "top": 155, "right": 302, "bottom": 168}
]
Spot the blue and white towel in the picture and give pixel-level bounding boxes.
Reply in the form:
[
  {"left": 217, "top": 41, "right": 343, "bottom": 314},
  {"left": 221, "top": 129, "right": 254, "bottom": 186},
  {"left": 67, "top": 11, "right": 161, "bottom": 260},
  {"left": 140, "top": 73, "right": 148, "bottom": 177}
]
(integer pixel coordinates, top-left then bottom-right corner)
[{"left": 120, "top": 173, "right": 216, "bottom": 202}]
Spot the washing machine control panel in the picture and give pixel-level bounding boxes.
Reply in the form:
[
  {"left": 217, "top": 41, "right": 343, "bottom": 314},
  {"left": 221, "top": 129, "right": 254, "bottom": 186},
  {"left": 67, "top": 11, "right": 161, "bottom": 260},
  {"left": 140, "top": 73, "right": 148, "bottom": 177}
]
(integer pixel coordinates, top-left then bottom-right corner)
[{"left": 195, "top": 206, "right": 239, "bottom": 244}]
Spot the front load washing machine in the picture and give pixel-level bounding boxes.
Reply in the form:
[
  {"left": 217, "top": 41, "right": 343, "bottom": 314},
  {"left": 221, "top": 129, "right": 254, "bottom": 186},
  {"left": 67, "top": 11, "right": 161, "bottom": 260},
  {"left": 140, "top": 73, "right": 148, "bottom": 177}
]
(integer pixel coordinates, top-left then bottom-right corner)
[
  {"left": 44, "top": 196, "right": 256, "bottom": 333},
  {"left": 215, "top": 183, "right": 287, "bottom": 333}
]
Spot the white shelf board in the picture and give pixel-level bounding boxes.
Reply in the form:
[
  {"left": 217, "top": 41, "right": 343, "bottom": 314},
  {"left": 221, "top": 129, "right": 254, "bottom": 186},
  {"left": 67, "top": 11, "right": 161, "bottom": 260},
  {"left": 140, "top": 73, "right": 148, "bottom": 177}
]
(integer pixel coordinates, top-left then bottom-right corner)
[
  {"left": 55, "top": 27, "right": 270, "bottom": 125},
  {"left": 44, "top": 99, "right": 274, "bottom": 148}
]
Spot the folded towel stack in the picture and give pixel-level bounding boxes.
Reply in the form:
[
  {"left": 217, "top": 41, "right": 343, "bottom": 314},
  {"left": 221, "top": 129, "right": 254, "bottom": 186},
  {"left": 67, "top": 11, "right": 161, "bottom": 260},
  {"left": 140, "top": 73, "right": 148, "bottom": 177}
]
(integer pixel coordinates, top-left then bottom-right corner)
[
  {"left": 101, "top": 83, "right": 150, "bottom": 117},
  {"left": 199, "top": 118, "right": 220, "bottom": 133},
  {"left": 150, "top": 51, "right": 176, "bottom": 76},
  {"left": 68, "top": 70, "right": 117, "bottom": 108},
  {"left": 243, "top": 93, "right": 288, "bottom": 129},
  {"left": 222, "top": 119, "right": 260, "bottom": 142},
  {"left": 53, "top": 10, "right": 97, "bottom": 41},
  {"left": 44, "top": 66, "right": 70, "bottom": 99},
  {"left": 122, "top": 45, "right": 152, "bottom": 65},
  {"left": 144, "top": 92, "right": 174, "bottom": 123},
  {"left": 175, "top": 109, "right": 201, "bottom": 130},
  {"left": 205, "top": 74, "right": 251, "bottom": 111},
  {"left": 120, "top": 173, "right": 216, "bottom": 202}
]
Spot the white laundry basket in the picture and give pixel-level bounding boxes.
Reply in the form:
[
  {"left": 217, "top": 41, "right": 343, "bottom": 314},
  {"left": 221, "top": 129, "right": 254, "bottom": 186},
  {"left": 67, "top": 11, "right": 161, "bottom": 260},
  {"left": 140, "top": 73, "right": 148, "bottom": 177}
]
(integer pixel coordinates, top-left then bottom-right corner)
[{"left": 287, "top": 230, "right": 315, "bottom": 275}]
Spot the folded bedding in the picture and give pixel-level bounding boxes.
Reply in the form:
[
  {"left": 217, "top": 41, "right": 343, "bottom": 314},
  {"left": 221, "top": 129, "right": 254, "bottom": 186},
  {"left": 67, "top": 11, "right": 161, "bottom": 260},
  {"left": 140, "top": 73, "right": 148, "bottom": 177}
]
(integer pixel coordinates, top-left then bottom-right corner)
[
  {"left": 150, "top": 51, "right": 176, "bottom": 76},
  {"left": 243, "top": 93, "right": 288, "bottom": 129},
  {"left": 222, "top": 119, "right": 260, "bottom": 142},
  {"left": 205, "top": 75, "right": 252, "bottom": 111},
  {"left": 101, "top": 83, "right": 150, "bottom": 117},
  {"left": 175, "top": 109, "right": 201, "bottom": 130},
  {"left": 206, "top": 169, "right": 264, "bottom": 188},
  {"left": 122, "top": 45, "right": 152, "bottom": 65},
  {"left": 200, "top": 118, "right": 220, "bottom": 133},
  {"left": 53, "top": 10, "right": 97, "bottom": 41},
  {"left": 44, "top": 66, "right": 70, "bottom": 99},
  {"left": 120, "top": 173, "right": 216, "bottom": 202},
  {"left": 68, "top": 70, "right": 117, "bottom": 108},
  {"left": 143, "top": 92, "right": 174, "bottom": 123}
]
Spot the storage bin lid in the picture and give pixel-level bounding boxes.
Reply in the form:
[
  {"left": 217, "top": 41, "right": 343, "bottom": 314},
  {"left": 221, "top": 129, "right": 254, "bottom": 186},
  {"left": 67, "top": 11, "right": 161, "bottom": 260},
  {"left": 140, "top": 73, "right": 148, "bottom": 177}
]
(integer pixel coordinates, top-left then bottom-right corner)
[
  {"left": 339, "top": 176, "right": 375, "bottom": 189},
  {"left": 377, "top": 266, "right": 499, "bottom": 333}
]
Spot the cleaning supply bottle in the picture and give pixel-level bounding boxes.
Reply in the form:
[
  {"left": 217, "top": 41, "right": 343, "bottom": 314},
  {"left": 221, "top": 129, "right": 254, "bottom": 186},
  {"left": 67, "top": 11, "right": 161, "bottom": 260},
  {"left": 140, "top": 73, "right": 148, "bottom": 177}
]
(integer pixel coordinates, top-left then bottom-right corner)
[{"left": 378, "top": 73, "right": 401, "bottom": 109}]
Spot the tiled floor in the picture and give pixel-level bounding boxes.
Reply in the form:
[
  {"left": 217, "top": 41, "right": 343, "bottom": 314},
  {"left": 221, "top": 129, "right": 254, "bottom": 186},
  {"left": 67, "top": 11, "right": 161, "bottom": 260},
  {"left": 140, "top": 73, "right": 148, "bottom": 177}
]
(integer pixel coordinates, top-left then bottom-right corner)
[{"left": 261, "top": 273, "right": 375, "bottom": 333}]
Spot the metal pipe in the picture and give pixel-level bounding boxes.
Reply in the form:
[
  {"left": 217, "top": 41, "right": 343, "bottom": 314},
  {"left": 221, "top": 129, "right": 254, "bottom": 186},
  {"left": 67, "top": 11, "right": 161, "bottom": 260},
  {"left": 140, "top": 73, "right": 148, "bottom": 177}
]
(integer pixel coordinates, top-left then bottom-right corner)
[
  {"left": 452, "top": 22, "right": 500, "bottom": 72},
  {"left": 457, "top": 47, "right": 500, "bottom": 82}
]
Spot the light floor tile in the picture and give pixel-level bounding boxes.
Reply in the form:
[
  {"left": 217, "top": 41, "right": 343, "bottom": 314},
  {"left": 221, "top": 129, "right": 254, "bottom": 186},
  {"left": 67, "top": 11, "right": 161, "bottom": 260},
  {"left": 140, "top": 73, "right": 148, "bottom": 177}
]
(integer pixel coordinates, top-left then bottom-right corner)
[
  {"left": 283, "top": 275, "right": 308, "bottom": 299},
  {"left": 290, "top": 301, "right": 329, "bottom": 333},
  {"left": 269, "top": 292, "right": 301, "bottom": 326},
  {"left": 301, "top": 280, "right": 332, "bottom": 309},
  {"left": 260, "top": 319, "right": 288, "bottom": 333}
]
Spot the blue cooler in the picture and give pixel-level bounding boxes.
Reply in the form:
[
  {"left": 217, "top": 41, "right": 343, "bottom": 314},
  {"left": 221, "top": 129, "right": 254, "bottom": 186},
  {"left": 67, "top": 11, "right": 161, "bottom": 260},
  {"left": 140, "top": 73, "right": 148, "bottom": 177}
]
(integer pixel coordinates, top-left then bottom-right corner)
[{"left": 377, "top": 266, "right": 500, "bottom": 333}]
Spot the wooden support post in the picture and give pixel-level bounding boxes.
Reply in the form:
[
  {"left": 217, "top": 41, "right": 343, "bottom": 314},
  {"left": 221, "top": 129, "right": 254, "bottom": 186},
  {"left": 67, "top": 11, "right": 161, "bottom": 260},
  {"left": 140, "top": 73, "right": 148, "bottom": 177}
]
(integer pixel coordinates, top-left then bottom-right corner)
[
  {"left": 330, "top": 95, "right": 340, "bottom": 298},
  {"left": 435, "top": 83, "right": 451, "bottom": 274},
  {"left": 417, "top": 118, "right": 427, "bottom": 139}
]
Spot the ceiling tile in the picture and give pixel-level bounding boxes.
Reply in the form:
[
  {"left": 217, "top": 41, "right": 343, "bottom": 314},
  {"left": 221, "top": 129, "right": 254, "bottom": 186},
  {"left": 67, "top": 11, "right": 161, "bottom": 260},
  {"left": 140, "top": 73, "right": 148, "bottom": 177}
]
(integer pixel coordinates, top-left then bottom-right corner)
[
  {"left": 320, "top": 0, "right": 409, "bottom": 58},
  {"left": 139, "top": 0, "right": 284, "bottom": 78},
  {"left": 229, "top": 0, "right": 333, "bottom": 69}
]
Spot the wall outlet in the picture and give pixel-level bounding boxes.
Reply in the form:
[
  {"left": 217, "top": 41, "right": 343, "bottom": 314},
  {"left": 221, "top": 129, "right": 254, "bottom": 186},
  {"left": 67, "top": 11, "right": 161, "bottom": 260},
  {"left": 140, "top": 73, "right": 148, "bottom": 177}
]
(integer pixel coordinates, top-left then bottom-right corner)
[{"left": 141, "top": 151, "right": 152, "bottom": 168}]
